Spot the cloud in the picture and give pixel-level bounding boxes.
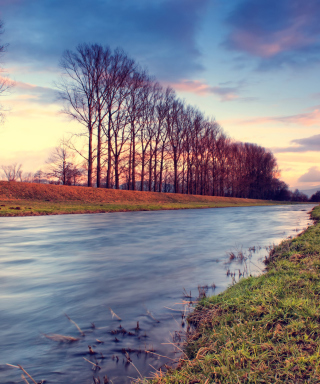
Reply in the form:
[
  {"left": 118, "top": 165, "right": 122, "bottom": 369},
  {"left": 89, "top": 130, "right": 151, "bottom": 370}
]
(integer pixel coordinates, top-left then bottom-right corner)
[
  {"left": 224, "top": 0, "right": 320, "bottom": 68},
  {"left": 273, "top": 134, "right": 320, "bottom": 153},
  {"left": 12, "top": 81, "right": 57, "bottom": 105},
  {"left": 170, "top": 79, "right": 256, "bottom": 102},
  {"left": 298, "top": 166, "right": 320, "bottom": 182},
  {"left": 228, "top": 107, "right": 320, "bottom": 127},
  {"left": 1, "top": 0, "right": 209, "bottom": 81}
]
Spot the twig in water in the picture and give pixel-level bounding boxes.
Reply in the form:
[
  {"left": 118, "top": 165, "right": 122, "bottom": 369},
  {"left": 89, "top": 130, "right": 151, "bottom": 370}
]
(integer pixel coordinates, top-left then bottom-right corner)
[
  {"left": 146, "top": 310, "right": 160, "bottom": 323},
  {"left": 88, "top": 345, "right": 95, "bottom": 354},
  {"left": 6, "top": 364, "right": 38, "bottom": 384},
  {"left": 128, "top": 360, "right": 143, "bottom": 379},
  {"left": 171, "top": 314, "right": 182, "bottom": 329},
  {"left": 161, "top": 341, "right": 189, "bottom": 358},
  {"left": 249, "top": 260, "right": 264, "bottom": 272},
  {"left": 65, "top": 314, "right": 85, "bottom": 336},
  {"left": 164, "top": 306, "right": 184, "bottom": 312},
  {"left": 83, "top": 357, "right": 101, "bottom": 370},
  {"left": 21, "top": 375, "right": 30, "bottom": 384},
  {"left": 145, "top": 350, "right": 176, "bottom": 361},
  {"left": 109, "top": 307, "right": 122, "bottom": 321},
  {"left": 43, "top": 333, "right": 79, "bottom": 342},
  {"left": 182, "top": 288, "right": 192, "bottom": 298}
]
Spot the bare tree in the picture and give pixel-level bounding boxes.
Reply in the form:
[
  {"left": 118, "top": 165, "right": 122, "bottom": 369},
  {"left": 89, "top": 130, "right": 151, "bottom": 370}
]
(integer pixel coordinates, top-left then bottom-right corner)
[
  {"left": 1, "top": 163, "right": 22, "bottom": 181},
  {"left": 0, "top": 21, "right": 13, "bottom": 123},
  {"left": 58, "top": 45, "right": 100, "bottom": 187},
  {"left": 33, "top": 169, "right": 48, "bottom": 184},
  {"left": 101, "top": 48, "right": 137, "bottom": 189},
  {"left": 46, "top": 143, "right": 83, "bottom": 185},
  {"left": 58, "top": 42, "right": 285, "bottom": 199}
]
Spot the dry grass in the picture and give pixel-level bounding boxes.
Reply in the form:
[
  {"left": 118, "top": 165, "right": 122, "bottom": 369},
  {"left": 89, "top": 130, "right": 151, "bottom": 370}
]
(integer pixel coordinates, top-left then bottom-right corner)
[{"left": 0, "top": 181, "right": 286, "bottom": 217}]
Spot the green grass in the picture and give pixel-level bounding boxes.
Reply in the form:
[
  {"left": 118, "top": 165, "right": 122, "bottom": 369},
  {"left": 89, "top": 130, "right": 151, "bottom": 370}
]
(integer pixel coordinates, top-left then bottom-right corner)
[
  {"left": 0, "top": 199, "right": 287, "bottom": 217},
  {"left": 147, "top": 206, "right": 320, "bottom": 384}
]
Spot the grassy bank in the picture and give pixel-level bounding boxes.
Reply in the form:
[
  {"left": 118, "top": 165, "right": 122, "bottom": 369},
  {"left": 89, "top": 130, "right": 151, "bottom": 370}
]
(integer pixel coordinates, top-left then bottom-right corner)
[
  {"left": 147, "top": 206, "right": 320, "bottom": 383},
  {"left": 0, "top": 181, "right": 281, "bottom": 216}
]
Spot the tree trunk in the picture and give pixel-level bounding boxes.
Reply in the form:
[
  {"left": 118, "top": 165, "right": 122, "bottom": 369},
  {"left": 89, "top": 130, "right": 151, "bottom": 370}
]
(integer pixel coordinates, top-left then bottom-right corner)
[
  {"left": 88, "top": 126, "right": 93, "bottom": 187},
  {"left": 153, "top": 144, "right": 158, "bottom": 192},
  {"left": 173, "top": 149, "right": 178, "bottom": 193},
  {"left": 106, "top": 112, "right": 112, "bottom": 188},
  {"left": 96, "top": 119, "right": 101, "bottom": 188},
  {"left": 141, "top": 152, "right": 145, "bottom": 191}
]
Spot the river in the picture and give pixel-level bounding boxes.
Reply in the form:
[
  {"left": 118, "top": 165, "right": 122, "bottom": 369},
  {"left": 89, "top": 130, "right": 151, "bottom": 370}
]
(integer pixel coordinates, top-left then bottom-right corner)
[{"left": 0, "top": 204, "right": 314, "bottom": 383}]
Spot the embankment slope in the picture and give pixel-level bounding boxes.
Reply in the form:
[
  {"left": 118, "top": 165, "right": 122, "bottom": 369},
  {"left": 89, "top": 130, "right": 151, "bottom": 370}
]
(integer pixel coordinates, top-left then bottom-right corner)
[{"left": 0, "top": 181, "right": 277, "bottom": 216}]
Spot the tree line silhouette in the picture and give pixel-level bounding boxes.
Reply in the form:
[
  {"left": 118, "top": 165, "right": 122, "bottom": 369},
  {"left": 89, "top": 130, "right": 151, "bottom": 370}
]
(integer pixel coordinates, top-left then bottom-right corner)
[
  {"left": 55, "top": 43, "right": 290, "bottom": 200},
  {"left": 0, "top": 36, "right": 316, "bottom": 202}
]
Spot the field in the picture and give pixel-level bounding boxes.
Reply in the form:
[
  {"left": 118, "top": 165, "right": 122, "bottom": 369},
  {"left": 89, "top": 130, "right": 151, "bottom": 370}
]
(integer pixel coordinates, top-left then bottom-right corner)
[
  {"left": 0, "top": 181, "right": 281, "bottom": 216},
  {"left": 146, "top": 206, "right": 320, "bottom": 383}
]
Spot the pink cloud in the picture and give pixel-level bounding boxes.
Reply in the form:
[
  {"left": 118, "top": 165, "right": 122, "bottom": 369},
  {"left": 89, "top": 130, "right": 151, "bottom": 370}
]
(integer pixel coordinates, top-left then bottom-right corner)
[
  {"left": 168, "top": 79, "right": 244, "bottom": 102},
  {"left": 171, "top": 80, "right": 212, "bottom": 95},
  {"left": 5, "top": 79, "right": 57, "bottom": 107},
  {"left": 231, "top": 20, "right": 315, "bottom": 58},
  {"left": 224, "top": 107, "right": 320, "bottom": 127}
]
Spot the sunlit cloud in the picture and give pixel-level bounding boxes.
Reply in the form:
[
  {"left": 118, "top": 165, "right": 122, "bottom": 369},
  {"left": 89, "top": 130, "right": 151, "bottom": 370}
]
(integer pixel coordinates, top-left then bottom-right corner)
[
  {"left": 11, "top": 80, "right": 57, "bottom": 105},
  {"left": 273, "top": 134, "right": 320, "bottom": 153},
  {"left": 170, "top": 79, "right": 256, "bottom": 102},
  {"left": 225, "top": 107, "right": 320, "bottom": 127},
  {"left": 225, "top": 0, "right": 320, "bottom": 68},
  {"left": 298, "top": 166, "right": 320, "bottom": 182},
  {"left": 228, "top": 19, "right": 316, "bottom": 58}
]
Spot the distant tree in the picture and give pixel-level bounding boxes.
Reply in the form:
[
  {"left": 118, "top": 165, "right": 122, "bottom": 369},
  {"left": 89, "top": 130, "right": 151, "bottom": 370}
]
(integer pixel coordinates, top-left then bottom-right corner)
[
  {"left": 1, "top": 163, "right": 22, "bottom": 181},
  {"left": 46, "top": 143, "right": 83, "bottom": 185},
  {"left": 22, "top": 172, "right": 34, "bottom": 183},
  {"left": 33, "top": 169, "right": 47, "bottom": 184},
  {"left": 310, "top": 191, "right": 320, "bottom": 202},
  {"left": 292, "top": 189, "right": 308, "bottom": 202},
  {"left": 269, "top": 180, "right": 291, "bottom": 201}
]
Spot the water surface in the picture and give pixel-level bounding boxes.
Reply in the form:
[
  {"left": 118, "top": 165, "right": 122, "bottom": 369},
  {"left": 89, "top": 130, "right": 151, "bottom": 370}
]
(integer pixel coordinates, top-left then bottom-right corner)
[{"left": 0, "top": 205, "right": 314, "bottom": 383}]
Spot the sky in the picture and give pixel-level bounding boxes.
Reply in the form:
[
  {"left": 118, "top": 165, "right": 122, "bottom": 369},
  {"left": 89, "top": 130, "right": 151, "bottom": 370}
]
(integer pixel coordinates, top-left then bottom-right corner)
[{"left": 0, "top": 0, "right": 320, "bottom": 191}]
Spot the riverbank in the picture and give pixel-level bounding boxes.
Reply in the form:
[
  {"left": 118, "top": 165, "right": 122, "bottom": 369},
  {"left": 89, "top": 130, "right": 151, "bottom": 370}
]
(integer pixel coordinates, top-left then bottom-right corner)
[
  {"left": 0, "top": 181, "right": 282, "bottom": 216},
  {"left": 146, "top": 205, "right": 320, "bottom": 383}
]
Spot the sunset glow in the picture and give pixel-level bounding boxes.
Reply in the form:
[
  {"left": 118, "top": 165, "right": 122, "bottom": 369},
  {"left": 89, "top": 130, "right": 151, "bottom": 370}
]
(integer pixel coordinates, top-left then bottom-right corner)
[{"left": 0, "top": 0, "right": 320, "bottom": 192}]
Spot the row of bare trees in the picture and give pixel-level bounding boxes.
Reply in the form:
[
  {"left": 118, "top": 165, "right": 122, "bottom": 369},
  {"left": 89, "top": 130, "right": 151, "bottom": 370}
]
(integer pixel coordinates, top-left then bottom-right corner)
[
  {"left": 58, "top": 43, "right": 284, "bottom": 199},
  {"left": 0, "top": 21, "right": 13, "bottom": 123},
  {"left": 1, "top": 158, "right": 84, "bottom": 185}
]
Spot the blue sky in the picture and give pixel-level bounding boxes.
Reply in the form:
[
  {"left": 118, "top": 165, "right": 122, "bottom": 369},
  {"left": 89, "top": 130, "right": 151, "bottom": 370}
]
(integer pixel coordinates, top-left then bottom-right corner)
[{"left": 1, "top": 0, "right": 320, "bottom": 189}]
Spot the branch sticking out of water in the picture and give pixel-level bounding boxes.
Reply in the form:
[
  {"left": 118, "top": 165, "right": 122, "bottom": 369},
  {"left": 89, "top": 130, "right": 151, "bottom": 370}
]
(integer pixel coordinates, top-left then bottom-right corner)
[
  {"left": 43, "top": 333, "right": 79, "bottom": 342},
  {"left": 83, "top": 357, "right": 101, "bottom": 370},
  {"left": 21, "top": 374, "right": 30, "bottom": 384},
  {"left": 109, "top": 307, "right": 122, "bottom": 321},
  {"left": 146, "top": 310, "right": 160, "bottom": 323},
  {"left": 65, "top": 314, "right": 85, "bottom": 336},
  {"left": 183, "top": 288, "right": 192, "bottom": 298},
  {"left": 6, "top": 364, "right": 38, "bottom": 384}
]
